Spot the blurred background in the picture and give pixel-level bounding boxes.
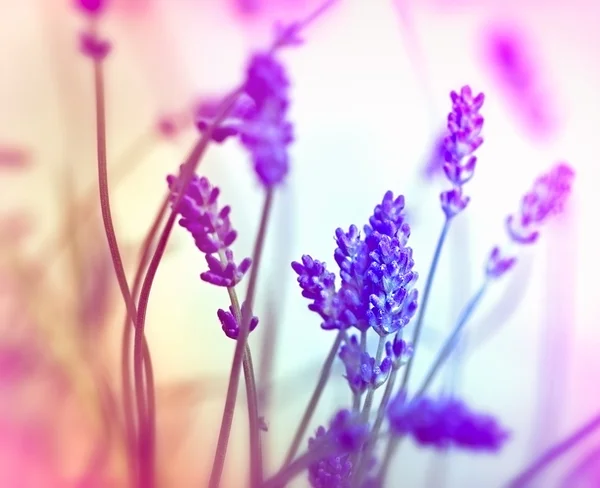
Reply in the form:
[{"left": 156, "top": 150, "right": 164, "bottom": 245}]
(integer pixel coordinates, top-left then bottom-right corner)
[{"left": 0, "top": 0, "right": 598, "bottom": 486}]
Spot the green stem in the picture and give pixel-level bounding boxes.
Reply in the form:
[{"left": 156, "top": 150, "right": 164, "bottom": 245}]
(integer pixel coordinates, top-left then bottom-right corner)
[
  {"left": 283, "top": 329, "right": 345, "bottom": 466},
  {"left": 414, "top": 282, "right": 488, "bottom": 397},
  {"left": 399, "top": 218, "right": 451, "bottom": 393},
  {"left": 209, "top": 190, "right": 274, "bottom": 488}
]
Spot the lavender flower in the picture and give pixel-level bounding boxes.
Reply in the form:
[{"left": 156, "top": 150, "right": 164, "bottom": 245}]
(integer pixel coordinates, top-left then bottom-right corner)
[
  {"left": 196, "top": 53, "right": 293, "bottom": 187},
  {"left": 307, "top": 410, "right": 369, "bottom": 487},
  {"left": 293, "top": 191, "right": 418, "bottom": 336},
  {"left": 440, "top": 86, "right": 485, "bottom": 219},
  {"left": 167, "top": 170, "right": 251, "bottom": 287},
  {"left": 217, "top": 302, "right": 259, "bottom": 340},
  {"left": 486, "top": 162, "right": 575, "bottom": 279},
  {"left": 506, "top": 163, "right": 574, "bottom": 244},
  {"left": 79, "top": 32, "right": 111, "bottom": 60},
  {"left": 338, "top": 335, "right": 393, "bottom": 394},
  {"left": 388, "top": 393, "right": 510, "bottom": 451},
  {"left": 366, "top": 235, "right": 418, "bottom": 336},
  {"left": 291, "top": 255, "right": 344, "bottom": 330}
]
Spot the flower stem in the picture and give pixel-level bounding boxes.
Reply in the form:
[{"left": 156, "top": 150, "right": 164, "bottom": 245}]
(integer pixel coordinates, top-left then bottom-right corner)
[
  {"left": 91, "top": 36, "right": 144, "bottom": 486},
  {"left": 506, "top": 412, "right": 600, "bottom": 488},
  {"left": 377, "top": 436, "right": 401, "bottom": 484},
  {"left": 414, "top": 282, "right": 488, "bottom": 397},
  {"left": 121, "top": 197, "right": 168, "bottom": 486},
  {"left": 351, "top": 337, "right": 387, "bottom": 486},
  {"left": 283, "top": 329, "right": 345, "bottom": 466},
  {"left": 223, "top": 273, "right": 262, "bottom": 488},
  {"left": 209, "top": 189, "right": 274, "bottom": 488},
  {"left": 399, "top": 218, "right": 451, "bottom": 393},
  {"left": 262, "top": 447, "right": 324, "bottom": 488},
  {"left": 130, "top": 89, "right": 242, "bottom": 488}
]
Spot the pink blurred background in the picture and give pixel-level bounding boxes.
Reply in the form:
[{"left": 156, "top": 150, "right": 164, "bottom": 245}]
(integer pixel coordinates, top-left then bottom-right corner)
[{"left": 1, "top": 0, "right": 599, "bottom": 486}]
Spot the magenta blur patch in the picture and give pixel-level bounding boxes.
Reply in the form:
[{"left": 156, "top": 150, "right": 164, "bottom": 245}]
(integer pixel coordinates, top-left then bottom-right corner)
[{"left": 482, "top": 22, "right": 559, "bottom": 141}]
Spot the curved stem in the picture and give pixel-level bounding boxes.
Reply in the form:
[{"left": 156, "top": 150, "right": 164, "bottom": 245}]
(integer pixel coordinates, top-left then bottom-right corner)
[
  {"left": 506, "top": 413, "right": 600, "bottom": 488},
  {"left": 131, "top": 90, "right": 242, "bottom": 488},
  {"left": 209, "top": 189, "right": 274, "bottom": 488},
  {"left": 414, "top": 282, "right": 488, "bottom": 397},
  {"left": 121, "top": 197, "right": 168, "bottom": 486},
  {"left": 91, "top": 39, "right": 143, "bottom": 486},
  {"left": 399, "top": 218, "right": 451, "bottom": 393},
  {"left": 283, "top": 329, "right": 345, "bottom": 466}
]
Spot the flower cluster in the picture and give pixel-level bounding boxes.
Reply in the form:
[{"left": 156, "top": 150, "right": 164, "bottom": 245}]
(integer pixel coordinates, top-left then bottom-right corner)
[
  {"left": 166, "top": 169, "right": 251, "bottom": 288},
  {"left": 293, "top": 191, "right": 418, "bottom": 336},
  {"left": 388, "top": 393, "right": 510, "bottom": 451},
  {"left": 440, "top": 86, "right": 485, "bottom": 218},
  {"left": 196, "top": 53, "right": 293, "bottom": 187},
  {"left": 307, "top": 410, "right": 369, "bottom": 488},
  {"left": 486, "top": 162, "right": 575, "bottom": 279}
]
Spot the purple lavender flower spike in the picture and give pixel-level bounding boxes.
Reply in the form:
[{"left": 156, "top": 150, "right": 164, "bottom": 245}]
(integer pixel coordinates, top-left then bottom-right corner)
[
  {"left": 167, "top": 169, "right": 251, "bottom": 288},
  {"left": 195, "top": 53, "right": 294, "bottom": 187},
  {"left": 79, "top": 32, "right": 111, "bottom": 60},
  {"left": 201, "top": 251, "right": 251, "bottom": 287},
  {"left": 440, "top": 85, "right": 485, "bottom": 219},
  {"left": 364, "top": 191, "right": 410, "bottom": 245},
  {"left": 388, "top": 394, "right": 510, "bottom": 452},
  {"left": 307, "top": 427, "right": 352, "bottom": 488},
  {"left": 339, "top": 336, "right": 393, "bottom": 394},
  {"left": 485, "top": 246, "right": 517, "bottom": 279},
  {"left": 334, "top": 225, "right": 371, "bottom": 331},
  {"left": 217, "top": 301, "right": 259, "bottom": 340},
  {"left": 307, "top": 409, "right": 369, "bottom": 487},
  {"left": 366, "top": 235, "right": 418, "bottom": 336},
  {"left": 486, "top": 163, "right": 574, "bottom": 280},
  {"left": 291, "top": 255, "right": 344, "bottom": 330},
  {"left": 294, "top": 191, "right": 418, "bottom": 336},
  {"left": 506, "top": 163, "right": 575, "bottom": 245}
]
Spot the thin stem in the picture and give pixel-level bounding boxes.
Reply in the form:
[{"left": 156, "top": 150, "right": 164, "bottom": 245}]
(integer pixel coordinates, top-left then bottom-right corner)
[
  {"left": 399, "top": 218, "right": 451, "bottom": 393},
  {"left": 131, "top": 90, "right": 242, "bottom": 488},
  {"left": 559, "top": 443, "right": 600, "bottom": 488},
  {"left": 91, "top": 39, "right": 143, "bottom": 486},
  {"left": 121, "top": 197, "right": 168, "bottom": 486},
  {"left": 224, "top": 278, "right": 262, "bottom": 488},
  {"left": 506, "top": 413, "right": 600, "bottom": 488},
  {"left": 414, "top": 282, "right": 488, "bottom": 397},
  {"left": 351, "top": 337, "right": 387, "bottom": 486},
  {"left": 209, "top": 189, "right": 274, "bottom": 488},
  {"left": 283, "top": 329, "right": 345, "bottom": 466},
  {"left": 377, "top": 436, "right": 401, "bottom": 484},
  {"left": 361, "top": 337, "right": 386, "bottom": 422},
  {"left": 262, "top": 447, "right": 324, "bottom": 488},
  {"left": 92, "top": 45, "right": 137, "bottom": 328}
]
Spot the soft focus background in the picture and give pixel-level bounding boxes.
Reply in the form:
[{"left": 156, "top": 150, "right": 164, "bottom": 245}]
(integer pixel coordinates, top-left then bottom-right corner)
[{"left": 1, "top": 0, "right": 598, "bottom": 486}]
